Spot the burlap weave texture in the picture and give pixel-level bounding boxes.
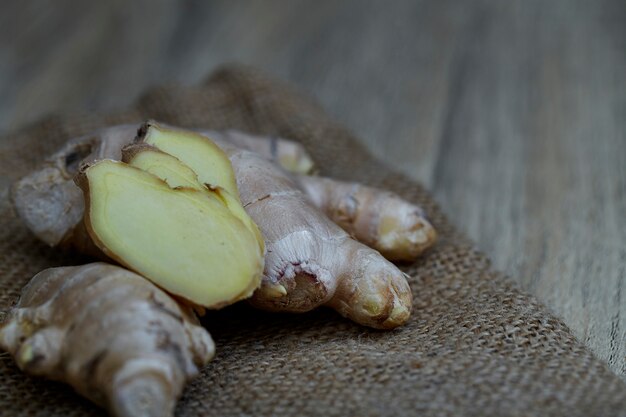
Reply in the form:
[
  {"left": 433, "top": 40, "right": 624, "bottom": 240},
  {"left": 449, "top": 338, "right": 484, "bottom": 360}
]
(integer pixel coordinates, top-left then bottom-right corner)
[{"left": 0, "top": 66, "right": 624, "bottom": 417}]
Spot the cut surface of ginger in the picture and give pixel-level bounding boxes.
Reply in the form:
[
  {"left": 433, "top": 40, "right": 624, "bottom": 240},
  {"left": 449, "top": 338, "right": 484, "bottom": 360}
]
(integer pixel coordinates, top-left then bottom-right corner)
[
  {"left": 138, "top": 121, "right": 240, "bottom": 199},
  {"left": 123, "top": 144, "right": 264, "bottom": 251},
  {"left": 76, "top": 160, "right": 263, "bottom": 308}
]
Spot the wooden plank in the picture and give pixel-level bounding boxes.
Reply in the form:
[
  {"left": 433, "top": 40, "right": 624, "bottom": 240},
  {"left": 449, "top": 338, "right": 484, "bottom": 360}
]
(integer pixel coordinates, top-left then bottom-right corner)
[{"left": 0, "top": 0, "right": 623, "bottom": 377}]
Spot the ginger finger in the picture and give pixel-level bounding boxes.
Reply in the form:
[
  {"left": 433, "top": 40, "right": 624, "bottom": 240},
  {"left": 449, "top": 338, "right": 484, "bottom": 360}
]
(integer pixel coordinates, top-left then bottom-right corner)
[
  {"left": 295, "top": 175, "right": 437, "bottom": 261},
  {"left": 0, "top": 263, "right": 215, "bottom": 417},
  {"left": 327, "top": 245, "right": 413, "bottom": 328},
  {"left": 11, "top": 124, "right": 137, "bottom": 251},
  {"left": 200, "top": 129, "right": 315, "bottom": 174}
]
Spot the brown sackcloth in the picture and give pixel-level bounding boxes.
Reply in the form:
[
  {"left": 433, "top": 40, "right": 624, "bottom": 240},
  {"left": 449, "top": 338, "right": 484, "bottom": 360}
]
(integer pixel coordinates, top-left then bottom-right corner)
[{"left": 0, "top": 65, "right": 624, "bottom": 417}]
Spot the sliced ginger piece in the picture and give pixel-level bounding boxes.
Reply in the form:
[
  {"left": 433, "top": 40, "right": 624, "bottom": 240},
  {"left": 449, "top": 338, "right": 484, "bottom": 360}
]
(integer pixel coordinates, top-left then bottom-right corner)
[
  {"left": 122, "top": 143, "right": 201, "bottom": 189},
  {"left": 137, "top": 121, "right": 240, "bottom": 199},
  {"left": 75, "top": 160, "right": 263, "bottom": 308},
  {"left": 122, "top": 143, "right": 264, "bottom": 251}
]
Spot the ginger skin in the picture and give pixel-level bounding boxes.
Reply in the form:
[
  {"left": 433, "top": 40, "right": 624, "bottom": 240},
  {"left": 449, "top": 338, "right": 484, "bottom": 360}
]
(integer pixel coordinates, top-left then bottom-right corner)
[
  {"left": 198, "top": 130, "right": 436, "bottom": 259},
  {"left": 296, "top": 176, "right": 436, "bottom": 261},
  {"left": 11, "top": 125, "right": 137, "bottom": 253},
  {"left": 0, "top": 263, "right": 215, "bottom": 417}
]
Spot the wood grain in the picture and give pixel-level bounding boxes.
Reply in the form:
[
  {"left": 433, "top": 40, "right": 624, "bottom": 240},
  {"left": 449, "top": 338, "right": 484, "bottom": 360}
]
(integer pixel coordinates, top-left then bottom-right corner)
[{"left": 1, "top": 0, "right": 624, "bottom": 377}]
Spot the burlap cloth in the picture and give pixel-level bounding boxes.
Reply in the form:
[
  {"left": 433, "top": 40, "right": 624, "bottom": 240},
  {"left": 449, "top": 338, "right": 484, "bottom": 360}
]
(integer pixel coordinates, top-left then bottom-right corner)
[{"left": 0, "top": 65, "right": 624, "bottom": 417}]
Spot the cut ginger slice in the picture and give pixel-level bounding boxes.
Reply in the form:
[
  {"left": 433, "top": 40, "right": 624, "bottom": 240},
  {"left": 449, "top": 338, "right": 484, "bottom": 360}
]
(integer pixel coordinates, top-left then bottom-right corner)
[
  {"left": 137, "top": 121, "right": 240, "bottom": 199},
  {"left": 122, "top": 143, "right": 264, "bottom": 251},
  {"left": 75, "top": 159, "right": 263, "bottom": 308}
]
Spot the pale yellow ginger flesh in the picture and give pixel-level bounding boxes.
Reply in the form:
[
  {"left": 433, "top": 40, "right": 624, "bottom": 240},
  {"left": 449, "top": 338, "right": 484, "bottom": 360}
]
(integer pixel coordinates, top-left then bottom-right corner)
[
  {"left": 122, "top": 143, "right": 264, "bottom": 252},
  {"left": 75, "top": 160, "right": 263, "bottom": 308},
  {"left": 0, "top": 263, "right": 215, "bottom": 417},
  {"left": 122, "top": 144, "right": 201, "bottom": 189},
  {"left": 138, "top": 121, "right": 240, "bottom": 199}
]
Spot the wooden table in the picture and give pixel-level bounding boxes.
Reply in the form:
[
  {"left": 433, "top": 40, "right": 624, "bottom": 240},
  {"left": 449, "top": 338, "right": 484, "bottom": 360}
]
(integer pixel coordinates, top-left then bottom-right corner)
[{"left": 2, "top": 0, "right": 624, "bottom": 378}]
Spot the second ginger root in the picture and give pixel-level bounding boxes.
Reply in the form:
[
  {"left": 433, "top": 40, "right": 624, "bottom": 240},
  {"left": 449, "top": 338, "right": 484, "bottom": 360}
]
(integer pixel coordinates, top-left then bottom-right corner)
[{"left": 0, "top": 263, "right": 215, "bottom": 417}]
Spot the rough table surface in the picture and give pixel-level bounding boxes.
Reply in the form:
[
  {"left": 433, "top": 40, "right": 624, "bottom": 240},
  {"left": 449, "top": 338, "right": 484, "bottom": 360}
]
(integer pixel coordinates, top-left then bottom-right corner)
[{"left": 1, "top": 0, "right": 624, "bottom": 378}]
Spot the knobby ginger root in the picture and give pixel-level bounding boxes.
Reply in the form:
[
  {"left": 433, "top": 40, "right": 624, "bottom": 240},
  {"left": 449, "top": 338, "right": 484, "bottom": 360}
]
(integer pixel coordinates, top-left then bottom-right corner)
[
  {"left": 224, "top": 148, "right": 415, "bottom": 329},
  {"left": 0, "top": 263, "right": 215, "bottom": 417},
  {"left": 75, "top": 159, "right": 264, "bottom": 308},
  {"left": 12, "top": 122, "right": 434, "bottom": 261},
  {"left": 135, "top": 124, "right": 415, "bottom": 328}
]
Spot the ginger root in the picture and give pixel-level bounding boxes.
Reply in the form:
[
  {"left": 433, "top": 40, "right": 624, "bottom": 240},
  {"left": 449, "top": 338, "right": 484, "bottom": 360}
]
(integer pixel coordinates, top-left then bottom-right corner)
[
  {"left": 0, "top": 263, "right": 215, "bottom": 417},
  {"left": 214, "top": 145, "right": 416, "bottom": 329},
  {"left": 13, "top": 122, "right": 437, "bottom": 328}
]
